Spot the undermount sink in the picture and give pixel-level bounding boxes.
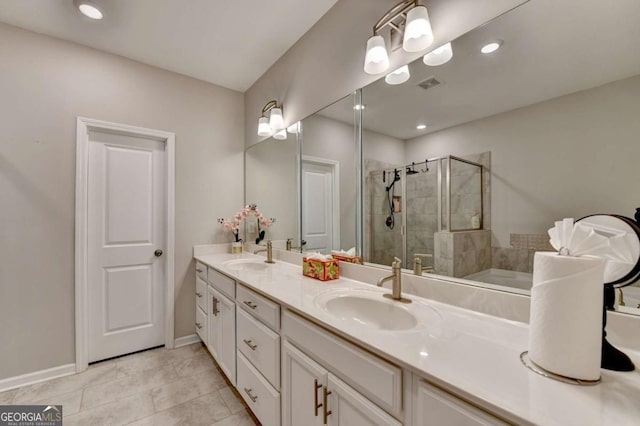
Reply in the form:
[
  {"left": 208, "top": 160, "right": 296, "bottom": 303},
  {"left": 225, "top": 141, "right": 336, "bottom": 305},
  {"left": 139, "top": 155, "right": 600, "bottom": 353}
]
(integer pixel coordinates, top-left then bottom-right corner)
[
  {"left": 316, "top": 290, "right": 418, "bottom": 331},
  {"left": 223, "top": 259, "right": 269, "bottom": 272}
]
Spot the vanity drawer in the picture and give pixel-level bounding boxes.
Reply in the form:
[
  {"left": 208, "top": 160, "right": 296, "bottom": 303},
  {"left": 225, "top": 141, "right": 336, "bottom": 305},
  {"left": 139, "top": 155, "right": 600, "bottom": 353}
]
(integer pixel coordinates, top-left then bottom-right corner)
[
  {"left": 195, "top": 276, "right": 207, "bottom": 312},
  {"left": 195, "top": 305, "right": 207, "bottom": 343},
  {"left": 282, "top": 310, "right": 402, "bottom": 417},
  {"left": 237, "top": 285, "right": 280, "bottom": 331},
  {"left": 208, "top": 267, "right": 235, "bottom": 299},
  {"left": 195, "top": 261, "right": 207, "bottom": 281},
  {"left": 237, "top": 308, "right": 280, "bottom": 389},
  {"left": 237, "top": 352, "right": 280, "bottom": 426}
]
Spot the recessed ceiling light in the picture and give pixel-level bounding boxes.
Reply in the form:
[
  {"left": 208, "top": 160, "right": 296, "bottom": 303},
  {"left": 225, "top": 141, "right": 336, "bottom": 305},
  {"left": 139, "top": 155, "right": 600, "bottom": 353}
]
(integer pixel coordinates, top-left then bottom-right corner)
[
  {"left": 76, "top": 1, "right": 103, "bottom": 20},
  {"left": 481, "top": 41, "right": 502, "bottom": 54},
  {"left": 416, "top": 124, "right": 427, "bottom": 130},
  {"left": 353, "top": 104, "right": 366, "bottom": 110}
]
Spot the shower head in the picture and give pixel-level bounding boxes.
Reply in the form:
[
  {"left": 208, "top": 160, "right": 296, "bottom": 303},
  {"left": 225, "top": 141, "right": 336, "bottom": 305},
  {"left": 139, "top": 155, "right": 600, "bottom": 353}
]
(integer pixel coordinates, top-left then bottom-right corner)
[{"left": 406, "top": 162, "right": 419, "bottom": 175}]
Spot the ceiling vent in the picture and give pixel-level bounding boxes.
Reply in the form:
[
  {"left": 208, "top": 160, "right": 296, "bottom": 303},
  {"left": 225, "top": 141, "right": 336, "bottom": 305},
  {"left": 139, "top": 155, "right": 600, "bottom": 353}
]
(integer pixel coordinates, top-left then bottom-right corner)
[{"left": 418, "top": 77, "right": 441, "bottom": 90}]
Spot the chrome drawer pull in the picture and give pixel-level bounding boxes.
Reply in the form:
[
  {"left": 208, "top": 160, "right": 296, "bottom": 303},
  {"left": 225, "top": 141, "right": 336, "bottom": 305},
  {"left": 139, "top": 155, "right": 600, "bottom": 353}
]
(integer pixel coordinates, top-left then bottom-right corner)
[
  {"left": 196, "top": 292, "right": 202, "bottom": 298},
  {"left": 244, "top": 387, "right": 258, "bottom": 403},
  {"left": 195, "top": 322, "right": 202, "bottom": 329},
  {"left": 243, "top": 300, "right": 257, "bottom": 310},
  {"left": 243, "top": 339, "right": 258, "bottom": 351}
]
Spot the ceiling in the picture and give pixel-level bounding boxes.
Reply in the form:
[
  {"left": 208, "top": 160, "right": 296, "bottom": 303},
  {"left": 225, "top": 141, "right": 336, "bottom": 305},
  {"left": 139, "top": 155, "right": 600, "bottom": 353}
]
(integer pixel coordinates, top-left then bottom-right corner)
[
  {"left": 0, "top": 0, "right": 338, "bottom": 92},
  {"left": 319, "top": 0, "right": 640, "bottom": 140}
]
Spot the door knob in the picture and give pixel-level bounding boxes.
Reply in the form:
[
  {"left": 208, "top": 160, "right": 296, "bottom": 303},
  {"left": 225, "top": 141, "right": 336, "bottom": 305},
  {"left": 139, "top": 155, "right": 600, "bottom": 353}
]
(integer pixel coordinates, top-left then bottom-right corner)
[{"left": 154, "top": 249, "right": 163, "bottom": 257}]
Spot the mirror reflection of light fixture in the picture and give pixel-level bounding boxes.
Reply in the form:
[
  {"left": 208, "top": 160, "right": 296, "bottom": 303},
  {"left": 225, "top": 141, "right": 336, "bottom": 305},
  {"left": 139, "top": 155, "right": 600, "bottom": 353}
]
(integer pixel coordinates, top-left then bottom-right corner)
[
  {"left": 481, "top": 40, "right": 503, "bottom": 54},
  {"left": 385, "top": 65, "right": 411, "bottom": 85},
  {"left": 256, "top": 100, "right": 284, "bottom": 137},
  {"left": 287, "top": 122, "right": 300, "bottom": 134},
  {"left": 273, "top": 128, "right": 287, "bottom": 140},
  {"left": 423, "top": 42, "right": 453, "bottom": 66},
  {"left": 364, "top": 1, "right": 434, "bottom": 75}
]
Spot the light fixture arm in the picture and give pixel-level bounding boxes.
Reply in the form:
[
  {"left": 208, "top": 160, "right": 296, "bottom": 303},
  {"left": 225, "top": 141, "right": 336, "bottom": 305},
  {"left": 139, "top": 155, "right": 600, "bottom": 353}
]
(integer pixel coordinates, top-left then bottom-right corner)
[
  {"left": 372, "top": 0, "right": 418, "bottom": 35},
  {"left": 261, "top": 100, "right": 283, "bottom": 117}
]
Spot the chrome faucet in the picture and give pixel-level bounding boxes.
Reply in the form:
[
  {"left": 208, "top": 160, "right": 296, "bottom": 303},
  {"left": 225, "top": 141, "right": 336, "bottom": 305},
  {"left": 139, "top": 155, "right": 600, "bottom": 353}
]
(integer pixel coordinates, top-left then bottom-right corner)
[
  {"left": 254, "top": 240, "right": 275, "bottom": 264},
  {"left": 413, "top": 257, "right": 422, "bottom": 276},
  {"left": 377, "top": 257, "right": 411, "bottom": 303},
  {"left": 286, "top": 238, "right": 292, "bottom": 251}
]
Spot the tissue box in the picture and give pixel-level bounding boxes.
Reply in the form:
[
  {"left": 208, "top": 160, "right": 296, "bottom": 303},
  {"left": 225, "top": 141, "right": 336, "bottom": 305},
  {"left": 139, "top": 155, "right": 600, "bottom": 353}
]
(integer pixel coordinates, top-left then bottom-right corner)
[
  {"left": 331, "top": 254, "right": 362, "bottom": 264},
  {"left": 302, "top": 257, "right": 340, "bottom": 281}
]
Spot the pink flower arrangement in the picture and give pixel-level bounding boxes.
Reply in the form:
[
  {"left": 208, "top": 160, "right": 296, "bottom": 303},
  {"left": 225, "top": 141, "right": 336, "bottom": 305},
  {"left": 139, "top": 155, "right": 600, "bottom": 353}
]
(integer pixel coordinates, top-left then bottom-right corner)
[{"left": 218, "top": 204, "right": 275, "bottom": 242}]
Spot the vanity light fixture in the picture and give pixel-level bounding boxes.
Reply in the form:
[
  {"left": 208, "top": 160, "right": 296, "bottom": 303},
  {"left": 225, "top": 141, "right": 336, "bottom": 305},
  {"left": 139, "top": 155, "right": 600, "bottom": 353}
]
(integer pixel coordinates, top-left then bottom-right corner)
[
  {"left": 385, "top": 65, "right": 411, "bottom": 85},
  {"left": 363, "top": 1, "right": 434, "bottom": 75},
  {"left": 257, "top": 100, "right": 284, "bottom": 137},
  {"left": 74, "top": 0, "right": 103, "bottom": 20},
  {"left": 481, "top": 40, "right": 503, "bottom": 54},
  {"left": 287, "top": 122, "right": 300, "bottom": 134},
  {"left": 423, "top": 42, "right": 453, "bottom": 66},
  {"left": 416, "top": 124, "right": 427, "bottom": 130}
]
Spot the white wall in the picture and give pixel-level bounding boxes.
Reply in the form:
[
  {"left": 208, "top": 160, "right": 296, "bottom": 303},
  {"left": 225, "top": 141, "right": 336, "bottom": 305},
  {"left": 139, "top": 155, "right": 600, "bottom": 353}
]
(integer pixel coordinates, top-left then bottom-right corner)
[
  {"left": 0, "top": 23, "right": 244, "bottom": 380},
  {"left": 244, "top": 0, "right": 528, "bottom": 148},
  {"left": 405, "top": 75, "right": 640, "bottom": 247}
]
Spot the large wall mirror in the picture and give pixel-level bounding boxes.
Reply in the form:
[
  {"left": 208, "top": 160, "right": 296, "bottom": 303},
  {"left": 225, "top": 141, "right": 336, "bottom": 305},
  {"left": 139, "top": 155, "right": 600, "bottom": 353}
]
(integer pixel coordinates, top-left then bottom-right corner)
[
  {"left": 353, "top": 0, "right": 640, "bottom": 313},
  {"left": 300, "top": 93, "right": 361, "bottom": 254},
  {"left": 245, "top": 134, "right": 300, "bottom": 248}
]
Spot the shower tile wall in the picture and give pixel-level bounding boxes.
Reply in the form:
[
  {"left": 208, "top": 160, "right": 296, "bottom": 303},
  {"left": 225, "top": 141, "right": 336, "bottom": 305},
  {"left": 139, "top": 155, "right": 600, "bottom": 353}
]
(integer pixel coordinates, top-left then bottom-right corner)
[
  {"left": 366, "top": 159, "right": 403, "bottom": 265},
  {"left": 492, "top": 233, "right": 554, "bottom": 273},
  {"left": 405, "top": 165, "right": 438, "bottom": 267},
  {"left": 434, "top": 230, "right": 491, "bottom": 277}
]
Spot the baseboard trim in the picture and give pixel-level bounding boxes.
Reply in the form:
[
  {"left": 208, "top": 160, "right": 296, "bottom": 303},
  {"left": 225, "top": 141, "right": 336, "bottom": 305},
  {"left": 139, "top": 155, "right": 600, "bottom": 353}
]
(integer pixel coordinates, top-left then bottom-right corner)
[
  {"left": 0, "top": 364, "right": 76, "bottom": 393},
  {"left": 174, "top": 334, "right": 201, "bottom": 348}
]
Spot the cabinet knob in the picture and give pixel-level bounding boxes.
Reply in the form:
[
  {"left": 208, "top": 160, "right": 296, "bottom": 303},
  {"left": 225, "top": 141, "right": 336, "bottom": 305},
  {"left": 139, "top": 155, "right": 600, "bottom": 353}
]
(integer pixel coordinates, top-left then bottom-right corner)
[
  {"left": 196, "top": 268, "right": 203, "bottom": 273},
  {"left": 154, "top": 249, "right": 163, "bottom": 257},
  {"left": 195, "top": 322, "right": 202, "bottom": 329},
  {"left": 196, "top": 292, "right": 202, "bottom": 298},
  {"left": 243, "top": 387, "right": 258, "bottom": 403},
  {"left": 243, "top": 339, "right": 258, "bottom": 351}
]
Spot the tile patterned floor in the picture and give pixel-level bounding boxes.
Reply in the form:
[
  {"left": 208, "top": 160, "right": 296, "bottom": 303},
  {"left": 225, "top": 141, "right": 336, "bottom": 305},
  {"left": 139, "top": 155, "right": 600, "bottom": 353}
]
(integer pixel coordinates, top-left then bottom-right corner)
[{"left": 0, "top": 343, "right": 259, "bottom": 425}]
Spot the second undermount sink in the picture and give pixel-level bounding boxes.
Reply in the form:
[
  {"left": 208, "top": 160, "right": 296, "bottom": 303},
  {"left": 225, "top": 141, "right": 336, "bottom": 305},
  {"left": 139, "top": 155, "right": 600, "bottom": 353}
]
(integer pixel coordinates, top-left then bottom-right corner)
[
  {"left": 223, "top": 259, "right": 269, "bottom": 272},
  {"left": 316, "top": 290, "right": 418, "bottom": 331}
]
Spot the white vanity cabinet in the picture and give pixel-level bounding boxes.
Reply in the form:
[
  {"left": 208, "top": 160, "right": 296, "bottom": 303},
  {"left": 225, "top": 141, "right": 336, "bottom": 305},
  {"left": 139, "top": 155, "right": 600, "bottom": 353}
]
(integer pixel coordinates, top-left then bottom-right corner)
[
  {"left": 412, "top": 378, "right": 508, "bottom": 426},
  {"left": 282, "top": 310, "right": 403, "bottom": 426},
  {"left": 194, "top": 262, "right": 208, "bottom": 345},
  {"left": 235, "top": 284, "right": 281, "bottom": 426},
  {"left": 208, "top": 285, "right": 236, "bottom": 385}
]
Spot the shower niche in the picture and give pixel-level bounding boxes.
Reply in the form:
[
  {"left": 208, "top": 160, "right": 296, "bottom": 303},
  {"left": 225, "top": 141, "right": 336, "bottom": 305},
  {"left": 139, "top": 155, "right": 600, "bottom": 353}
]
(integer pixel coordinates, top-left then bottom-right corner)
[{"left": 366, "top": 154, "right": 489, "bottom": 274}]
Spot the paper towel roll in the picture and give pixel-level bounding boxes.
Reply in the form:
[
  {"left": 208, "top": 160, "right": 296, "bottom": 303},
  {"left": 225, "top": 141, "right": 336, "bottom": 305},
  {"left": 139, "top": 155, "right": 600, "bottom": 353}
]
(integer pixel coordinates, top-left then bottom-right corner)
[{"left": 529, "top": 252, "right": 604, "bottom": 381}]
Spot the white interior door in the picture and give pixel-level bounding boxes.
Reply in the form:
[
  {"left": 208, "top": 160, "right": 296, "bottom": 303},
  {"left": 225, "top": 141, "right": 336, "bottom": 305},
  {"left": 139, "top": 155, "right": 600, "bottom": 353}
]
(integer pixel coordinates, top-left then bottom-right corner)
[
  {"left": 302, "top": 159, "right": 338, "bottom": 254},
  {"left": 87, "top": 129, "right": 166, "bottom": 362}
]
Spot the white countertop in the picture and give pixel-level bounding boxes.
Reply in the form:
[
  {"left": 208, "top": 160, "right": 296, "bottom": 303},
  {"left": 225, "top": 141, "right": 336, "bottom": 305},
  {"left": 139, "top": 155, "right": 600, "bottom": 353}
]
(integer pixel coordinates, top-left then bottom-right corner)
[{"left": 194, "top": 252, "right": 640, "bottom": 426}]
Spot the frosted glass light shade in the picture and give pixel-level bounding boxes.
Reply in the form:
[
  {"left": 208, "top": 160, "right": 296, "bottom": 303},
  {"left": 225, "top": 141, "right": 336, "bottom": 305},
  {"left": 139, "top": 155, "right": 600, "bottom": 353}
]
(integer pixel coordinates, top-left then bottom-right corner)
[
  {"left": 257, "top": 117, "right": 271, "bottom": 137},
  {"left": 423, "top": 42, "right": 453, "bottom": 66},
  {"left": 269, "top": 107, "right": 284, "bottom": 130},
  {"left": 385, "top": 65, "right": 410, "bottom": 85},
  {"left": 403, "top": 6, "right": 433, "bottom": 52},
  {"left": 287, "top": 122, "right": 300, "bottom": 134},
  {"left": 364, "top": 35, "right": 390, "bottom": 74},
  {"left": 273, "top": 129, "right": 287, "bottom": 140}
]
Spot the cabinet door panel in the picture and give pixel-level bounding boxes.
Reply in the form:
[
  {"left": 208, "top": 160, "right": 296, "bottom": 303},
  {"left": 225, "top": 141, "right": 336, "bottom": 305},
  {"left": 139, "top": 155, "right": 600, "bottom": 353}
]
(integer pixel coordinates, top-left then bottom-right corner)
[
  {"left": 327, "top": 373, "right": 401, "bottom": 426},
  {"left": 282, "top": 341, "right": 326, "bottom": 426},
  {"left": 414, "top": 379, "right": 508, "bottom": 426},
  {"left": 218, "top": 290, "right": 236, "bottom": 385}
]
